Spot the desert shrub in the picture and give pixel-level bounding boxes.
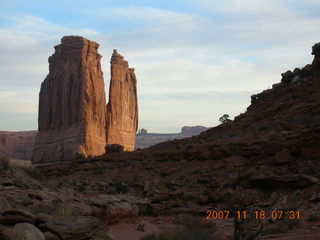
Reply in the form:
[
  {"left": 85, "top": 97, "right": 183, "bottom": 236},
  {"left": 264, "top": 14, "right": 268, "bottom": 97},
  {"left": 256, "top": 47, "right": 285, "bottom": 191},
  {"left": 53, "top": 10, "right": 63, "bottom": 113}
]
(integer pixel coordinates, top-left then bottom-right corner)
[
  {"left": 261, "top": 218, "right": 300, "bottom": 236},
  {"left": 159, "top": 170, "right": 169, "bottom": 177},
  {"left": 219, "top": 114, "right": 231, "bottom": 124},
  {"left": 50, "top": 191, "right": 80, "bottom": 219},
  {"left": 141, "top": 232, "right": 182, "bottom": 240},
  {"left": 198, "top": 156, "right": 208, "bottom": 161},
  {"left": 296, "top": 115, "right": 314, "bottom": 125},
  {"left": 308, "top": 213, "right": 320, "bottom": 222},
  {"left": 114, "top": 181, "right": 129, "bottom": 194},
  {"left": 0, "top": 156, "right": 10, "bottom": 171},
  {"left": 143, "top": 204, "right": 154, "bottom": 216},
  {"left": 128, "top": 175, "right": 140, "bottom": 185},
  {"left": 190, "top": 168, "right": 202, "bottom": 175},
  {"left": 22, "top": 166, "right": 43, "bottom": 181},
  {"left": 93, "top": 168, "right": 106, "bottom": 175},
  {"left": 258, "top": 124, "right": 269, "bottom": 131},
  {"left": 182, "top": 192, "right": 195, "bottom": 201}
]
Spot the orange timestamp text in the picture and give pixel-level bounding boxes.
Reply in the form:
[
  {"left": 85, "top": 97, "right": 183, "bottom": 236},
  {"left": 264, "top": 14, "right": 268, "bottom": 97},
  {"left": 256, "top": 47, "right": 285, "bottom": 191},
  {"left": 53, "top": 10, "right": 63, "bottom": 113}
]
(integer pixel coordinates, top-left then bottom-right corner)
[{"left": 206, "top": 210, "right": 300, "bottom": 220}]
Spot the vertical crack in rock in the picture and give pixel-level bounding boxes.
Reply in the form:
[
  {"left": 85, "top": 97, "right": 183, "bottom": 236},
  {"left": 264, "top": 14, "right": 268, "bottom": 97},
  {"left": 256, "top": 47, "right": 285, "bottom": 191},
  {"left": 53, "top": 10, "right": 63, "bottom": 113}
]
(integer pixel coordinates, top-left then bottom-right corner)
[
  {"left": 106, "top": 50, "right": 138, "bottom": 151},
  {"left": 32, "top": 36, "right": 107, "bottom": 164}
]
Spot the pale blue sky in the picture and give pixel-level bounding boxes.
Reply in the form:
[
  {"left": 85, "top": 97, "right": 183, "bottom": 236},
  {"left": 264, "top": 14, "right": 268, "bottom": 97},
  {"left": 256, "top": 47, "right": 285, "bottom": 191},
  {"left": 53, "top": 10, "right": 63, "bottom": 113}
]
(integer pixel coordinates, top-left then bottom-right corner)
[{"left": 1, "top": 0, "right": 320, "bottom": 132}]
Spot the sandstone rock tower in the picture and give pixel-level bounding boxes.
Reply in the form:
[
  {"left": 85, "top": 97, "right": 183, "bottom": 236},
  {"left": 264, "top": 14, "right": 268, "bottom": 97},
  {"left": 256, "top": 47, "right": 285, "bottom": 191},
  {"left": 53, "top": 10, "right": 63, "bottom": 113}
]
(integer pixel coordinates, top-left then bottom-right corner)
[
  {"left": 106, "top": 50, "right": 138, "bottom": 151},
  {"left": 32, "top": 36, "right": 107, "bottom": 164}
]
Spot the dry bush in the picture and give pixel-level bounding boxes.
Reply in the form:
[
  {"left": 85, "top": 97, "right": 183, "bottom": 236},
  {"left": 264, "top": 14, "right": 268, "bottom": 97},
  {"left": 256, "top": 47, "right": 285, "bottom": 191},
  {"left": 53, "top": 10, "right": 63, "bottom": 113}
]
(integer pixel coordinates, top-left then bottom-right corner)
[
  {"left": 0, "top": 156, "right": 10, "bottom": 171},
  {"left": 50, "top": 190, "right": 80, "bottom": 219}
]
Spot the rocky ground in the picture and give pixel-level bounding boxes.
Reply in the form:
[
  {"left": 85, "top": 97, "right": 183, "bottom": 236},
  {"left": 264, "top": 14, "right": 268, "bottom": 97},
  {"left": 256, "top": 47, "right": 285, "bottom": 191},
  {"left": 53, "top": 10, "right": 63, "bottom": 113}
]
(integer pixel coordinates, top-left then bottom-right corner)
[{"left": 1, "top": 44, "right": 320, "bottom": 239}]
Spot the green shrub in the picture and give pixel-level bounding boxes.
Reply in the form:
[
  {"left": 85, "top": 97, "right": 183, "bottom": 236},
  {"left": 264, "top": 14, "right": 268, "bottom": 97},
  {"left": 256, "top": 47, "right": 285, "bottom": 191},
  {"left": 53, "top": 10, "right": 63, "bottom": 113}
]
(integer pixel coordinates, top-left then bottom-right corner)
[
  {"left": 182, "top": 192, "right": 195, "bottom": 201},
  {"left": 159, "top": 170, "right": 169, "bottom": 177},
  {"left": 22, "top": 166, "right": 43, "bottom": 181},
  {"left": 114, "top": 181, "right": 129, "bottom": 194},
  {"left": 0, "top": 156, "right": 10, "bottom": 171},
  {"left": 93, "top": 169, "right": 106, "bottom": 175}
]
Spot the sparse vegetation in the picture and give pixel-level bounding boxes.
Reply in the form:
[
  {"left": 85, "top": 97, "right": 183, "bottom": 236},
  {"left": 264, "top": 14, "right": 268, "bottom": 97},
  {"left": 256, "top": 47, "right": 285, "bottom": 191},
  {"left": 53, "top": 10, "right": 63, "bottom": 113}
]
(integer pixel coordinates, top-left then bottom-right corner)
[
  {"left": 93, "top": 168, "right": 106, "bottom": 175},
  {"left": 261, "top": 218, "right": 300, "bottom": 236},
  {"left": 22, "top": 165, "right": 43, "bottom": 181},
  {"left": 159, "top": 170, "right": 169, "bottom": 177},
  {"left": 219, "top": 114, "right": 231, "bottom": 124},
  {"left": 182, "top": 192, "right": 195, "bottom": 201},
  {"left": 258, "top": 124, "right": 269, "bottom": 131},
  {"left": 114, "top": 181, "right": 129, "bottom": 194},
  {"left": 296, "top": 115, "right": 314, "bottom": 125},
  {"left": 0, "top": 156, "right": 10, "bottom": 171},
  {"left": 51, "top": 190, "right": 81, "bottom": 219}
]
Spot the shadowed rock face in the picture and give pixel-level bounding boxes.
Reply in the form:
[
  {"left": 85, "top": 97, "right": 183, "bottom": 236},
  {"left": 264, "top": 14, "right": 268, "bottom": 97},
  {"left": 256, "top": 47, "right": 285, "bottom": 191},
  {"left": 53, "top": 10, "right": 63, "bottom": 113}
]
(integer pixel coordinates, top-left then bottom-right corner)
[
  {"left": 32, "top": 36, "right": 107, "bottom": 164},
  {"left": 106, "top": 50, "right": 138, "bottom": 151}
]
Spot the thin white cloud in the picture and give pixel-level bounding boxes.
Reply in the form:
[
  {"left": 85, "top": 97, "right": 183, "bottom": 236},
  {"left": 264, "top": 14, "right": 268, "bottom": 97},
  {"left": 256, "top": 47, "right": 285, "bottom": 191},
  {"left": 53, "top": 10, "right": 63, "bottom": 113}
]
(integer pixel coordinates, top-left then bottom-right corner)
[{"left": 1, "top": 4, "right": 320, "bottom": 132}]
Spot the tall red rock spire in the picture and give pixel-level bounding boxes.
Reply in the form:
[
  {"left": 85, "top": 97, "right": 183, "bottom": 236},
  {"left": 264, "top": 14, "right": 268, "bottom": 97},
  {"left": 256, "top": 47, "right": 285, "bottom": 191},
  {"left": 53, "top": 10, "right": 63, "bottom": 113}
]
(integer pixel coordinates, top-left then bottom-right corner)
[
  {"left": 106, "top": 50, "right": 138, "bottom": 151},
  {"left": 32, "top": 36, "right": 107, "bottom": 164}
]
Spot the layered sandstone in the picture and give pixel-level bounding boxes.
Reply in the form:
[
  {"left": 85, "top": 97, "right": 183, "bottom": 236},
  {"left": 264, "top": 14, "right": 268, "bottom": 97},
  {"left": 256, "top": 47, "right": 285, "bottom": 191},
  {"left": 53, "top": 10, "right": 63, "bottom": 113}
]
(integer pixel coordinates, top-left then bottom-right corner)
[
  {"left": 106, "top": 50, "right": 138, "bottom": 151},
  {"left": 0, "top": 131, "right": 36, "bottom": 160},
  {"left": 32, "top": 36, "right": 107, "bottom": 164}
]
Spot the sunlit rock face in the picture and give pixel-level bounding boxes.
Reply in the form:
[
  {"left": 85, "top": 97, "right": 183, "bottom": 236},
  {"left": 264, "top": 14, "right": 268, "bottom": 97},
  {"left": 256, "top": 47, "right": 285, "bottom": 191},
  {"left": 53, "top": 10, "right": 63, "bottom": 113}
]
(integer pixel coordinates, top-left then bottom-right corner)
[
  {"left": 32, "top": 36, "right": 107, "bottom": 164},
  {"left": 106, "top": 50, "right": 138, "bottom": 151}
]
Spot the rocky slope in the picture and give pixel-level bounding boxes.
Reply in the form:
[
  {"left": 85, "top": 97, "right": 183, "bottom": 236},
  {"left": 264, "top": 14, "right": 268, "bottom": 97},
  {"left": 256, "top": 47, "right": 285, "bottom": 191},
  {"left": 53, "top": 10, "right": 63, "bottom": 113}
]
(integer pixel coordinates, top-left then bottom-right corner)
[{"left": 38, "top": 43, "right": 320, "bottom": 239}]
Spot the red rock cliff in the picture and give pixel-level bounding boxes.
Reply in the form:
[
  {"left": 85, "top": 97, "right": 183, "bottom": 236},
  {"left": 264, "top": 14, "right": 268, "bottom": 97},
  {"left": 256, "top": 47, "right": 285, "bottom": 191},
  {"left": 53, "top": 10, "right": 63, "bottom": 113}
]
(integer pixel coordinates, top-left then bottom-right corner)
[
  {"left": 106, "top": 50, "right": 138, "bottom": 151},
  {"left": 32, "top": 36, "right": 107, "bottom": 164}
]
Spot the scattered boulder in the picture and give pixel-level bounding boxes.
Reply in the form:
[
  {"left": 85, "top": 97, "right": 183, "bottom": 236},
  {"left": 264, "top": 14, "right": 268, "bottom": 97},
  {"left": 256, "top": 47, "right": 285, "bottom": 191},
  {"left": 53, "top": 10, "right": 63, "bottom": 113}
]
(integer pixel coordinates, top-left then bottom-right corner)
[
  {"left": 39, "top": 216, "right": 101, "bottom": 240},
  {"left": 0, "top": 209, "right": 35, "bottom": 226},
  {"left": 281, "top": 70, "right": 295, "bottom": 84},
  {"left": 0, "top": 197, "right": 11, "bottom": 212},
  {"left": 11, "top": 223, "right": 45, "bottom": 240},
  {"left": 35, "top": 213, "right": 53, "bottom": 225}
]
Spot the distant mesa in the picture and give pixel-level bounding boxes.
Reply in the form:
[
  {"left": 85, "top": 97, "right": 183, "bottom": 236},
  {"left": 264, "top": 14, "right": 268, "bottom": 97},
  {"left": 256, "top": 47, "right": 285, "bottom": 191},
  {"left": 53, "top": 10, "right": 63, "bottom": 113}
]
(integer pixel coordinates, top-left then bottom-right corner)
[
  {"left": 137, "top": 129, "right": 148, "bottom": 135},
  {"left": 31, "top": 36, "right": 138, "bottom": 164},
  {"left": 181, "top": 126, "right": 208, "bottom": 135}
]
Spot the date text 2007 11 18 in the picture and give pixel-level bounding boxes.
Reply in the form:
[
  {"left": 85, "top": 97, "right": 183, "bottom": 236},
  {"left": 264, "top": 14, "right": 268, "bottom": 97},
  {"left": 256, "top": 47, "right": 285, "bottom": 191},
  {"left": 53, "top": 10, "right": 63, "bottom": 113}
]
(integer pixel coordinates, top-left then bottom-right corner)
[{"left": 206, "top": 210, "right": 300, "bottom": 220}]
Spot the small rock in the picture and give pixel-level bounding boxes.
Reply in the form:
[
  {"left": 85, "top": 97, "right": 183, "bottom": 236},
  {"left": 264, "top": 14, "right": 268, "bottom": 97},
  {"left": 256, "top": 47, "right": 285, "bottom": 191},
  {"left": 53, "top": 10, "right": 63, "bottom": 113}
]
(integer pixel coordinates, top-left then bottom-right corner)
[
  {"left": 0, "top": 209, "right": 35, "bottom": 226},
  {"left": 136, "top": 220, "right": 145, "bottom": 232},
  {"left": 35, "top": 213, "right": 53, "bottom": 225},
  {"left": 43, "top": 231, "right": 60, "bottom": 240},
  {"left": 13, "top": 223, "right": 45, "bottom": 240},
  {"left": 91, "top": 230, "right": 118, "bottom": 240},
  {"left": 309, "top": 193, "right": 320, "bottom": 202},
  {"left": 39, "top": 216, "right": 101, "bottom": 240},
  {"left": 0, "top": 197, "right": 11, "bottom": 212}
]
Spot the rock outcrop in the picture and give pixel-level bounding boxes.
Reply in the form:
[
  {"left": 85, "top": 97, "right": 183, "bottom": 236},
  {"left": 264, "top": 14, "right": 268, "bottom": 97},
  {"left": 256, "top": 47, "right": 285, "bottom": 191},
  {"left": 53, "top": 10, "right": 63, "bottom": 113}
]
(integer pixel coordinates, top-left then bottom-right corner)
[
  {"left": 106, "top": 50, "right": 138, "bottom": 151},
  {"left": 32, "top": 36, "right": 107, "bottom": 164},
  {"left": 0, "top": 131, "right": 36, "bottom": 160}
]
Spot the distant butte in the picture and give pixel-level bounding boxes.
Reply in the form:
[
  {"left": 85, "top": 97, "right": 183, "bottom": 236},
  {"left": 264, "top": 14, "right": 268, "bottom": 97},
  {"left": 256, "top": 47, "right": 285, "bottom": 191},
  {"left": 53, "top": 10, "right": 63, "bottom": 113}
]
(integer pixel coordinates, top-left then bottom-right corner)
[
  {"left": 31, "top": 36, "right": 140, "bottom": 164},
  {"left": 106, "top": 50, "right": 138, "bottom": 151}
]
